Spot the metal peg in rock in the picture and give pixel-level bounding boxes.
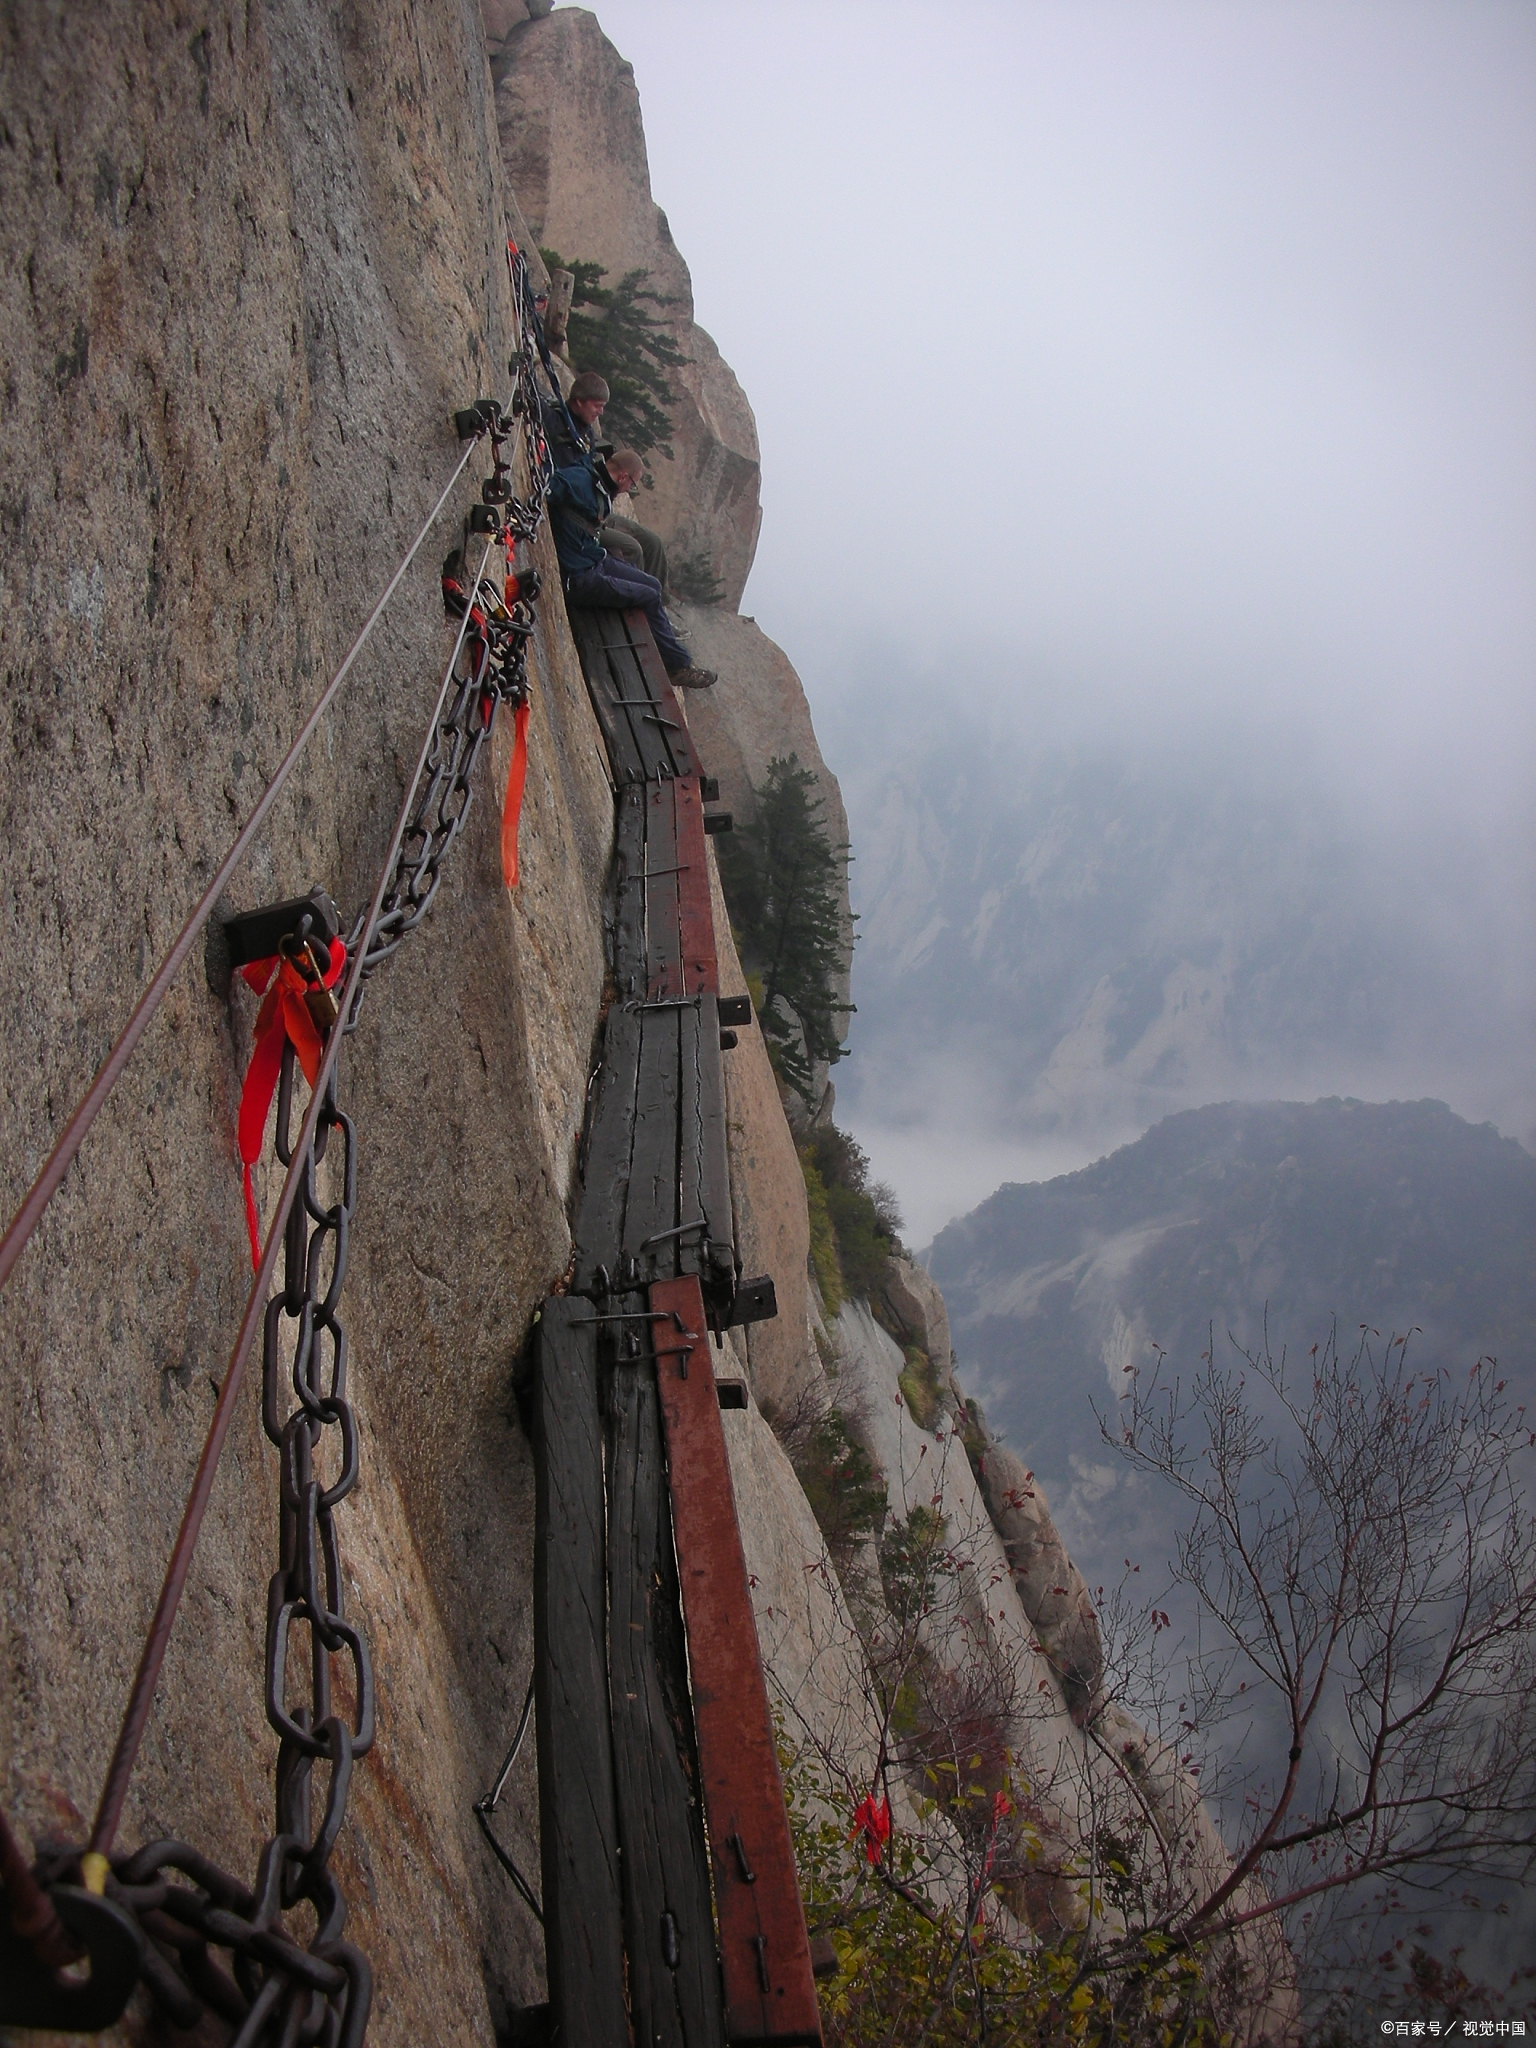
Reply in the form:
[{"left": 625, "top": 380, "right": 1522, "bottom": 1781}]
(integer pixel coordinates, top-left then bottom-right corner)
[{"left": 0, "top": 1887, "right": 141, "bottom": 2032}]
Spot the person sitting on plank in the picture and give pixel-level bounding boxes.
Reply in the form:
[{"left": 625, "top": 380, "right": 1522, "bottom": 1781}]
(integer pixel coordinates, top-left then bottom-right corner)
[
  {"left": 539, "top": 374, "right": 670, "bottom": 588},
  {"left": 547, "top": 447, "right": 715, "bottom": 689}
]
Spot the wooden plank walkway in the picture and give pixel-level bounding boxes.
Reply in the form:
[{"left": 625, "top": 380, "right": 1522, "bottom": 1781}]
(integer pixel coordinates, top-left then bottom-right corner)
[{"left": 523, "top": 608, "right": 821, "bottom": 2046}]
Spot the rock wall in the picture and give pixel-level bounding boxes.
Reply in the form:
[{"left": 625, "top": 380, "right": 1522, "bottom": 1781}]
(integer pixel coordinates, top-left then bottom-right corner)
[
  {"left": 0, "top": 3, "right": 607, "bottom": 2037},
  {"left": 491, "top": 8, "right": 763, "bottom": 608}
]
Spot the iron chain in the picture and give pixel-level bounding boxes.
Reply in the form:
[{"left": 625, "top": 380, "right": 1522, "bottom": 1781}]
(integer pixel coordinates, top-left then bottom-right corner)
[{"left": 11, "top": 245, "right": 571, "bottom": 2043}]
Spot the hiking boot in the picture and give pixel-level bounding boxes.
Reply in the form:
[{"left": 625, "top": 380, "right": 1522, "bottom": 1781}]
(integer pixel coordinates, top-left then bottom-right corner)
[{"left": 669, "top": 666, "right": 717, "bottom": 690}]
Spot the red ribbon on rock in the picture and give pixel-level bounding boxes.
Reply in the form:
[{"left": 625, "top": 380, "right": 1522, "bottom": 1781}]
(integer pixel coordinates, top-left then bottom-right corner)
[{"left": 236, "top": 941, "right": 346, "bottom": 1270}]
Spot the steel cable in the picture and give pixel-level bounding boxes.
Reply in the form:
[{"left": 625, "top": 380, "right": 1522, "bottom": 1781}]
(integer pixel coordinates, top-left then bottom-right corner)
[
  {"left": 88, "top": 539, "right": 496, "bottom": 1862},
  {"left": 0, "top": 434, "right": 484, "bottom": 1302}
]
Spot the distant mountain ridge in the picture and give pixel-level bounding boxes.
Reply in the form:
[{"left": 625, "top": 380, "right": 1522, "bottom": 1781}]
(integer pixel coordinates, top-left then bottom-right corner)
[
  {"left": 927, "top": 1096, "right": 1536, "bottom": 1586},
  {"left": 832, "top": 722, "right": 1534, "bottom": 1233}
]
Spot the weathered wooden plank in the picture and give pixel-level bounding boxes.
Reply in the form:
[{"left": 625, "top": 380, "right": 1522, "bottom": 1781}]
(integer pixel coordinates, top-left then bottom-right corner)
[
  {"left": 611, "top": 785, "right": 649, "bottom": 1002},
  {"left": 677, "top": 999, "right": 705, "bottom": 1288},
  {"left": 625, "top": 610, "right": 702, "bottom": 779},
  {"left": 607, "top": 1348, "right": 728, "bottom": 2047},
  {"left": 590, "top": 611, "right": 674, "bottom": 782},
  {"left": 532, "top": 1299, "right": 629, "bottom": 2046},
  {"left": 619, "top": 643, "right": 675, "bottom": 783},
  {"left": 623, "top": 1010, "right": 683, "bottom": 1284},
  {"left": 650, "top": 1278, "right": 823, "bottom": 2047},
  {"left": 573, "top": 1002, "right": 643, "bottom": 1292},
  {"left": 644, "top": 780, "right": 685, "bottom": 1001},
  {"left": 569, "top": 608, "right": 646, "bottom": 785},
  {"left": 670, "top": 774, "right": 718, "bottom": 999}
]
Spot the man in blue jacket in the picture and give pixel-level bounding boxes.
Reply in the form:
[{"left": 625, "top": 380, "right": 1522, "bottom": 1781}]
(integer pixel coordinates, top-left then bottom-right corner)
[{"left": 548, "top": 448, "right": 715, "bottom": 688}]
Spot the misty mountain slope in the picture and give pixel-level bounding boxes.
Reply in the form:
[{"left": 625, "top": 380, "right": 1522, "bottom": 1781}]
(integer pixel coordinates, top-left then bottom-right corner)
[
  {"left": 927, "top": 1097, "right": 1536, "bottom": 1587},
  {"left": 832, "top": 722, "right": 1533, "bottom": 1227}
]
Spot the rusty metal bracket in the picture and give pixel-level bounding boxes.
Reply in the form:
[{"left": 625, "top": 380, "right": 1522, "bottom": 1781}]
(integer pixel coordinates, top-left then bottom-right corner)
[{"left": 0, "top": 1886, "right": 140, "bottom": 2033}]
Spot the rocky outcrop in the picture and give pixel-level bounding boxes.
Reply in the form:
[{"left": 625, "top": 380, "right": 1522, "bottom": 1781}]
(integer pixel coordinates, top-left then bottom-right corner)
[
  {"left": 879, "top": 1252, "right": 956, "bottom": 1383},
  {"left": 491, "top": 9, "right": 763, "bottom": 606},
  {"left": 968, "top": 1441, "right": 1103, "bottom": 1720}
]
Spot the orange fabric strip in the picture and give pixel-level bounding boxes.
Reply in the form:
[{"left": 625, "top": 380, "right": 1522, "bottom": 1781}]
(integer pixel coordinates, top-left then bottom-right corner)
[{"left": 501, "top": 700, "right": 532, "bottom": 888}]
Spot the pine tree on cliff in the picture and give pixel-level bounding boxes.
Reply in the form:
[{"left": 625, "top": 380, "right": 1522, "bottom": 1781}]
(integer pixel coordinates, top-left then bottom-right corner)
[
  {"left": 718, "top": 755, "right": 853, "bottom": 1101},
  {"left": 539, "top": 249, "right": 685, "bottom": 461}
]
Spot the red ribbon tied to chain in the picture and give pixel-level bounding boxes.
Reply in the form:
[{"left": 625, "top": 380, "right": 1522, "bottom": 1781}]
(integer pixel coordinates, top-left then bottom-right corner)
[
  {"left": 236, "top": 941, "right": 346, "bottom": 1271},
  {"left": 851, "top": 1793, "right": 892, "bottom": 1867},
  {"left": 501, "top": 699, "right": 531, "bottom": 888},
  {"left": 500, "top": 552, "right": 532, "bottom": 889}
]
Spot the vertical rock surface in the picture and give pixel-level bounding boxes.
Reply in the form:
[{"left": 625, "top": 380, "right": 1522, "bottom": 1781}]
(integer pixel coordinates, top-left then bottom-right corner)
[
  {"left": 0, "top": 2, "right": 608, "bottom": 2036},
  {"left": 492, "top": 8, "right": 763, "bottom": 607}
]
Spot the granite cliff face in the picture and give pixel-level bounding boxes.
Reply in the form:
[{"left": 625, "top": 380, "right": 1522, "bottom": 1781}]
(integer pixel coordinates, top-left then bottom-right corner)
[
  {"left": 0, "top": 5, "right": 1260, "bottom": 2040},
  {"left": 1, "top": 2, "right": 608, "bottom": 2034},
  {"left": 490, "top": 8, "right": 763, "bottom": 609}
]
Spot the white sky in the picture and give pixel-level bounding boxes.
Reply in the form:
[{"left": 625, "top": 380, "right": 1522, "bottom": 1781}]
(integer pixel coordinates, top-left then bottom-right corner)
[{"left": 571, "top": 0, "right": 1535, "bottom": 810}]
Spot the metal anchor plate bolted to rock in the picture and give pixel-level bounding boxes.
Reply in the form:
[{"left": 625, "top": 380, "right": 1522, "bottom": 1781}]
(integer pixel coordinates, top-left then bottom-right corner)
[{"left": 0, "top": 1886, "right": 141, "bottom": 2032}]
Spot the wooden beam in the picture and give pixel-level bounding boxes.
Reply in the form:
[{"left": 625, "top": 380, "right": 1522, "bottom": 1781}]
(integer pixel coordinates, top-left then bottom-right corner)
[
  {"left": 607, "top": 1347, "right": 728, "bottom": 2045},
  {"left": 649, "top": 1278, "right": 823, "bottom": 2047},
  {"left": 532, "top": 1300, "right": 629, "bottom": 2044},
  {"left": 643, "top": 780, "right": 685, "bottom": 1001},
  {"left": 624, "top": 1010, "right": 683, "bottom": 1284},
  {"left": 572, "top": 1002, "right": 643, "bottom": 1295},
  {"left": 673, "top": 773, "right": 718, "bottom": 998}
]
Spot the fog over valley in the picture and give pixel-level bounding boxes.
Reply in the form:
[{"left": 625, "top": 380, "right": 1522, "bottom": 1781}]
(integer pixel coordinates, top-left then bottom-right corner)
[{"left": 586, "top": 0, "right": 1536, "bottom": 1244}]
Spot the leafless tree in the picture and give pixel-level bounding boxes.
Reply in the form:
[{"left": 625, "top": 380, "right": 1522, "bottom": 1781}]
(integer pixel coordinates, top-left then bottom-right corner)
[{"left": 1103, "top": 1321, "right": 1536, "bottom": 1986}]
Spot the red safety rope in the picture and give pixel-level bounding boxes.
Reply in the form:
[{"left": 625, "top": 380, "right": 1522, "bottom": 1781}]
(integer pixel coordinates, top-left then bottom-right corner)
[{"left": 235, "top": 942, "right": 347, "bottom": 1270}]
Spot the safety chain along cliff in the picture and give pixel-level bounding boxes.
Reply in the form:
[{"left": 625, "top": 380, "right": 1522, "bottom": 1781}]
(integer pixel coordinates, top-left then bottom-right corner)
[{"left": 0, "top": 245, "right": 561, "bottom": 2042}]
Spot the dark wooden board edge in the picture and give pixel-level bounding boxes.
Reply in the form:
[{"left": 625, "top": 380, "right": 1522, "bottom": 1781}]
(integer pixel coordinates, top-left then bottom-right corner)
[
  {"left": 607, "top": 1351, "right": 728, "bottom": 2045},
  {"left": 533, "top": 1300, "right": 630, "bottom": 2044},
  {"left": 693, "top": 999, "right": 737, "bottom": 1316}
]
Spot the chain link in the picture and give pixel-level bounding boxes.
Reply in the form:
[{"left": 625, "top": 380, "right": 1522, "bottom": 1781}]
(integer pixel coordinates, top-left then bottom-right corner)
[{"left": 345, "top": 555, "right": 531, "bottom": 990}]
